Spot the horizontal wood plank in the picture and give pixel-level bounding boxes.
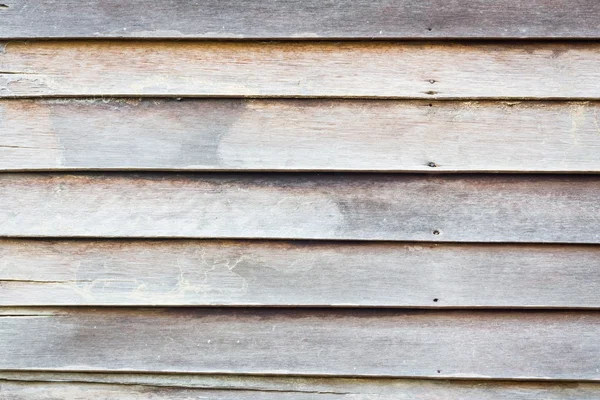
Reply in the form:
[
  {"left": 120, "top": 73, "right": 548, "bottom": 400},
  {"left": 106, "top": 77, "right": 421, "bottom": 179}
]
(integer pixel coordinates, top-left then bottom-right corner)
[
  {"left": 9, "top": 371, "right": 600, "bottom": 395},
  {"left": 1, "top": 308, "right": 600, "bottom": 380},
  {"left": 0, "top": 174, "right": 598, "bottom": 243},
  {"left": 0, "top": 0, "right": 599, "bottom": 39},
  {"left": 2, "top": 376, "right": 600, "bottom": 400},
  {"left": 2, "top": 42, "right": 600, "bottom": 99},
  {"left": 3, "top": 99, "right": 600, "bottom": 172},
  {"left": 1, "top": 240, "right": 599, "bottom": 307}
]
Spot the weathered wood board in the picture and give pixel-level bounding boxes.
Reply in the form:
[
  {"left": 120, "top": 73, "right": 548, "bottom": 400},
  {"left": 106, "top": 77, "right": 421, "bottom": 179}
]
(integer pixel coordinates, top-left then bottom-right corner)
[
  {"left": 2, "top": 375, "right": 600, "bottom": 399},
  {"left": 2, "top": 42, "right": 600, "bottom": 99},
  {"left": 7, "top": 371, "right": 600, "bottom": 396},
  {"left": 1, "top": 240, "right": 599, "bottom": 307},
  {"left": 1, "top": 308, "right": 600, "bottom": 380},
  {"left": 0, "top": 174, "right": 598, "bottom": 242},
  {"left": 0, "top": 0, "right": 599, "bottom": 39},
  {"left": 2, "top": 99, "right": 600, "bottom": 172}
]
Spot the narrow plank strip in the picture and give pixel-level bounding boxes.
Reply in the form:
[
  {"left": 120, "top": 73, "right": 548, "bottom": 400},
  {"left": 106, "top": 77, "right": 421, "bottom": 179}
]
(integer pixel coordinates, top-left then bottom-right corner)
[
  {"left": 2, "top": 377, "right": 600, "bottom": 400},
  {"left": 0, "top": 0, "right": 599, "bottom": 39},
  {"left": 1, "top": 240, "right": 599, "bottom": 307},
  {"left": 4, "top": 372, "right": 600, "bottom": 399},
  {"left": 2, "top": 42, "right": 600, "bottom": 99},
  {"left": 3, "top": 99, "right": 600, "bottom": 172},
  {"left": 1, "top": 308, "right": 600, "bottom": 380},
  {"left": 0, "top": 174, "right": 598, "bottom": 243}
]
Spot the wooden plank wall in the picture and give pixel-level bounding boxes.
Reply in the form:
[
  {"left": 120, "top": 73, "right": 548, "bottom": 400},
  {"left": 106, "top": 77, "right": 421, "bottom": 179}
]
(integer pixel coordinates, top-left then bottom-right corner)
[{"left": 1, "top": 1, "right": 600, "bottom": 398}]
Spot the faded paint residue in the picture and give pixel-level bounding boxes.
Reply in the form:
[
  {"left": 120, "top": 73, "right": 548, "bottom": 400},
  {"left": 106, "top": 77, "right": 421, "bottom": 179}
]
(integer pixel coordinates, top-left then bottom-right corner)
[{"left": 72, "top": 249, "right": 251, "bottom": 303}]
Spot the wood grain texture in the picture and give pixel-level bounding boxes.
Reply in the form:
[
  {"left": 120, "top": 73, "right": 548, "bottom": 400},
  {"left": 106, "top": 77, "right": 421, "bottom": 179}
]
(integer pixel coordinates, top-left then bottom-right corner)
[
  {"left": 0, "top": 173, "right": 598, "bottom": 243},
  {"left": 0, "top": 0, "right": 599, "bottom": 39},
  {"left": 2, "top": 376, "right": 600, "bottom": 400},
  {"left": 1, "top": 240, "right": 599, "bottom": 307},
  {"left": 3, "top": 99, "right": 600, "bottom": 172},
  {"left": 2, "top": 308, "right": 600, "bottom": 380},
  {"left": 2, "top": 41, "right": 600, "bottom": 99}
]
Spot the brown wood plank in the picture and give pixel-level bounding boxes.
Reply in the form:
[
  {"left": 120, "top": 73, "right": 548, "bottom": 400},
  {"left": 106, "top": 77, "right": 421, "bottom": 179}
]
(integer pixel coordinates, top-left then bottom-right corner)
[
  {"left": 5, "top": 371, "right": 600, "bottom": 398},
  {"left": 1, "top": 240, "right": 599, "bottom": 307},
  {"left": 0, "top": 0, "right": 598, "bottom": 39},
  {"left": 2, "top": 42, "right": 600, "bottom": 99},
  {"left": 3, "top": 99, "right": 600, "bottom": 173},
  {"left": 4, "top": 372, "right": 600, "bottom": 399},
  {"left": 0, "top": 173, "right": 598, "bottom": 243},
  {"left": 1, "top": 308, "right": 600, "bottom": 380},
  {"left": 2, "top": 375, "right": 600, "bottom": 400}
]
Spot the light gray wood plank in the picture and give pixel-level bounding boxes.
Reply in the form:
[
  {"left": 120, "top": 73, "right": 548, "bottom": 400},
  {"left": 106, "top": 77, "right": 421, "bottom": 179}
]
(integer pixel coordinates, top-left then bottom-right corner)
[
  {"left": 3, "top": 99, "right": 600, "bottom": 172},
  {"left": 1, "top": 240, "right": 599, "bottom": 307},
  {"left": 0, "top": 0, "right": 599, "bottom": 39},
  {"left": 1, "top": 308, "right": 600, "bottom": 380},
  {"left": 0, "top": 174, "right": 598, "bottom": 243},
  {"left": 2, "top": 375, "right": 600, "bottom": 400},
  {"left": 2, "top": 42, "right": 600, "bottom": 99}
]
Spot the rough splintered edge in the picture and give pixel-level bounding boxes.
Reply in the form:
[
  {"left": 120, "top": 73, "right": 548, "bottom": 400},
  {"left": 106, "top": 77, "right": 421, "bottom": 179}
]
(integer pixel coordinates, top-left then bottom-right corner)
[{"left": 39, "top": 98, "right": 146, "bottom": 105}]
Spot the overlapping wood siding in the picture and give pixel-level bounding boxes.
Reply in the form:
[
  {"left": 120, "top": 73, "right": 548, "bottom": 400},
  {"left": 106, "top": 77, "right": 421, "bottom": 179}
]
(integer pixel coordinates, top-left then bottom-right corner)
[{"left": 1, "top": 1, "right": 599, "bottom": 398}]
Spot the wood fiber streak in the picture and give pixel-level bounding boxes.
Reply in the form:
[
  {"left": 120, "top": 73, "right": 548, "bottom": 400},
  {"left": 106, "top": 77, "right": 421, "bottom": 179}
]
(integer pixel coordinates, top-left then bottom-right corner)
[
  {"left": 0, "top": 0, "right": 598, "bottom": 39},
  {"left": 1, "top": 240, "right": 599, "bottom": 307},
  {"left": 0, "top": 174, "right": 598, "bottom": 242},
  {"left": 2, "top": 99, "right": 600, "bottom": 172},
  {"left": 1, "top": 308, "right": 600, "bottom": 380},
  {"left": 2, "top": 42, "right": 600, "bottom": 98}
]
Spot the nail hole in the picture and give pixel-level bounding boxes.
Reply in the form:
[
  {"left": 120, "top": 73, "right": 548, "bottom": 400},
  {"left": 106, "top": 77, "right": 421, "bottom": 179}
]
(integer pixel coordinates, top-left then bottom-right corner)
[
  {"left": 427, "top": 162, "right": 438, "bottom": 168},
  {"left": 428, "top": 103, "right": 433, "bottom": 107},
  {"left": 433, "top": 298, "right": 439, "bottom": 302},
  {"left": 427, "top": 27, "right": 432, "bottom": 31},
  {"left": 433, "top": 230, "right": 440, "bottom": 235},
  {"left": 437, "top": 370, "right": 441, "bottom": 373},
  {"left": 428, "top": 79, "right": 436, "bottom": 84}
]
